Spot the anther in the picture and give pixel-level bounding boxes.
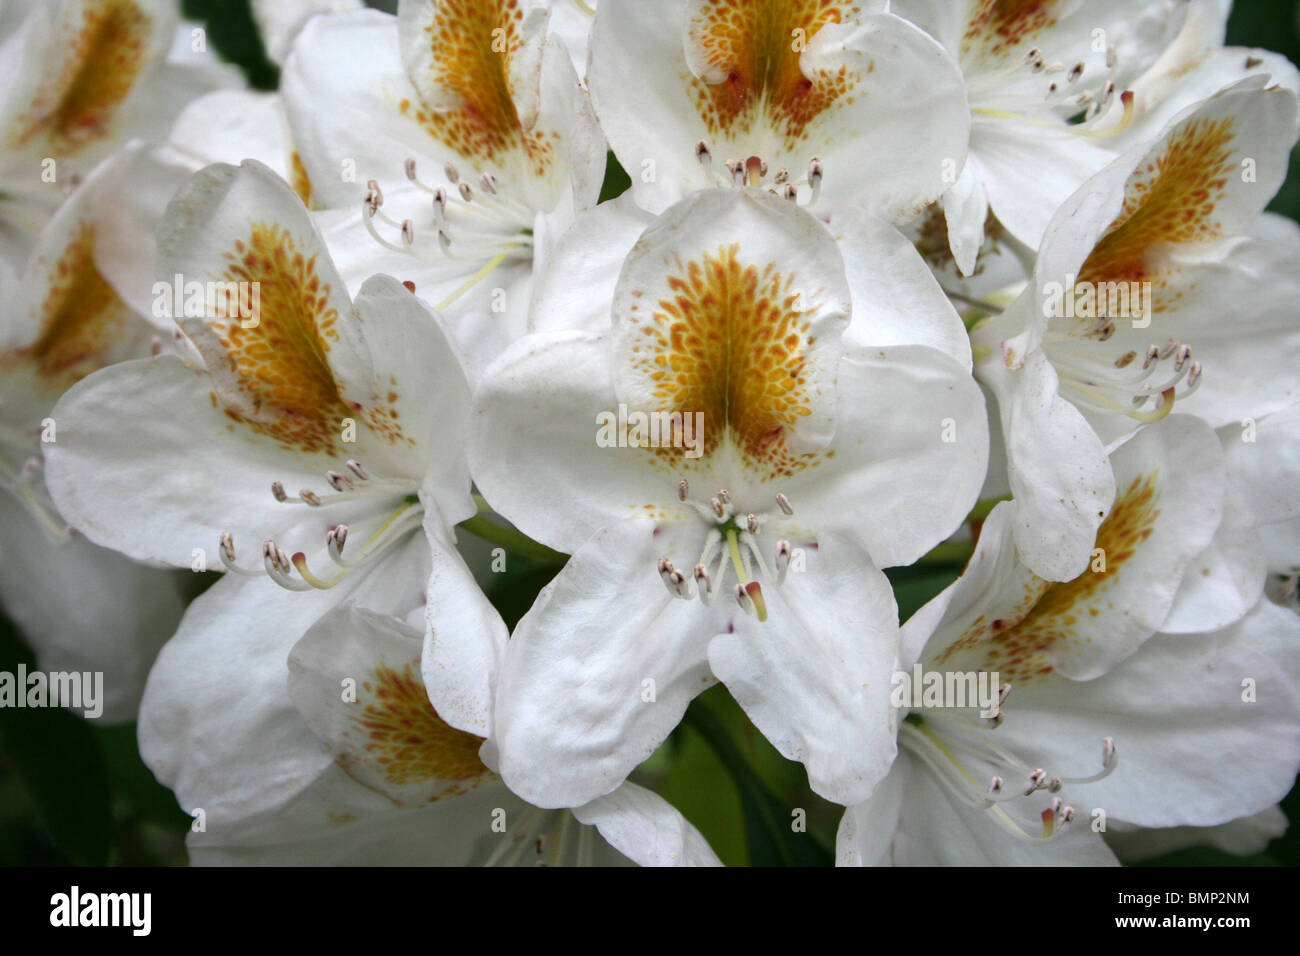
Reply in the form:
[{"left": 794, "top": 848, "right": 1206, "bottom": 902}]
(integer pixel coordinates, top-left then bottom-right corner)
[
  {"left": 989, "top": 776, "right": 1004, "bottom": 794},
  {"left": 480, "top": 172, "right": 498, "bottom": 194},
  {"left": 1102, "top": 737, "right": 1117, "bottom": 769},
  {"left": 299, "top": 489, "right": 322, "bottom": 507},
  {"left": 444, "top": 161, "right": 459, "bottom": 184},
  {"left": 746, "top": 513, "right": 759, "bottom": 535},
  {"left": 775, "top": 492, "right": 793, "bottom": 515},
  {"left": 346, "top": 459, "right": 369, "bottom": 480},
  {"left": 271, "top": 481, "right": 288, "bottom": 502},
  {"left": 459, "top": 182, "right": 473, "bottom": 203},
  {"left": 694, "top": 564, "right": 712, "bottom": 604},
  {"left": 711, "top": 497, "right": 724, "bottom": 519},
  {"left": 404, "top": 158, "right": 418, "bottom": 181},
  {"left": 696, "top": 140, "right": 712, "bottom": 174},
  {"left": 678, "top": 479, "right": 689, "bottom": 501},
  {"left": 401, "top": 219, "right": 414, "bottom": 245},
  {"left": 326, "top": 470, "right": 350, "bottom": 492},
  {"left": 775, "top": 539, "right": 792, "bottom": 584}
]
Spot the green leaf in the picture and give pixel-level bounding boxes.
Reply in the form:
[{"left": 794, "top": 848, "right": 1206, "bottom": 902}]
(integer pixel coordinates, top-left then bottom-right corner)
[
  {"left": 0, "top": 619, "right": 113, "bottom": 865},
  {"left": 685, "top": 689, "right": 833, "bottom": 866},
  {"left": 598, "top": 152, "right": 632, "bottom": 203}
]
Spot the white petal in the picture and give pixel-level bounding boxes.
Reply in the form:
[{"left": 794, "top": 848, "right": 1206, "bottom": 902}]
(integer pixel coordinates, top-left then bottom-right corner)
[
  {"left": 709, "top": 532, "right": 901, "bottom": 806},
  {"left": 573, "top": 781, "right": 723, "bottom": 867},
  {"left": 493, "top": 519, "right": 718, "bottom": 808},
  {"left": 781, "top": 345, "right": 989, "bottom": 569}
]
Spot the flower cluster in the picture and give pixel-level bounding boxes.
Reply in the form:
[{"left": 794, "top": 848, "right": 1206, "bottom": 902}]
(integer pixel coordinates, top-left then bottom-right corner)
[{"left": 4, "top": 0, "right": 1300, "bottom": 866}]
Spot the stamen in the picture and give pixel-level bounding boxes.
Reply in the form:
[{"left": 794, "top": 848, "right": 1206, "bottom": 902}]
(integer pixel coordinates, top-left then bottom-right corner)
[{"left": 775, "top": 492, "right": 793, "bottom": 515}]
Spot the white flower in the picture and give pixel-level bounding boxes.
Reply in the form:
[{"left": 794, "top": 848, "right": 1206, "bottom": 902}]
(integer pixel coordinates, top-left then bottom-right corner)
[
  {"left": 586, "top": 0, "right": 969, "bottom": 224},
  {"left": 892, "top": 0, "right": 1193, "bottom": 274},
  {"left": 0, "top": 0, "right": 242, "bottom": 261},
  {"left": 1090, "top": 0, "right": 1300, "bottom": 150},
  {"left": 278, "top": 0, "right": 606, "bottom": 376},
  {"left": 838, "top": 417, "right": 1299, "bottom": 865},
  {"left": 970, "top": 79, "right": 1300, "bottom": 579},
  {"left": 469, "top": 187, "right": 988, "bottom": 808},
  {"left": 42, "top": 160, "right": 504, "bottom": 753},
  {"left": 0, "top": 144, "right": 191, "bottom": 722},
  {"left": 249, "top": 0, "right": 362, "bottom": 66},
  {"left": 169, "top": 603, "right": 721, "bottom": 866}
]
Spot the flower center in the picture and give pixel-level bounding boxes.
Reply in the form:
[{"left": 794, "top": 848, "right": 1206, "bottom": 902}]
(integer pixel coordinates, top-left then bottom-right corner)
[
  {"left": 694, "top": 144, "right": 824, "bottom": 206},
  {"left": 656, "top": 480, "right": 798, "bottom": 623},
  {"left": 902, "top": 708, "right": 1117, "bottom": 844},
  {"left": 362, "top": 162, "right": 534, "bottom": 310},
  {"left": 218, "top": 457, "right": 421, "bottom": 592},
  {"left": 1046, "top": 332, "right": 1202, "bottom": 423}
]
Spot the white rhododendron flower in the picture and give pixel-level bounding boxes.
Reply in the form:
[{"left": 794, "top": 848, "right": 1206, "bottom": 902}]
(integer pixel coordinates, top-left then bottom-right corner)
[
  {"left": 839, "top": 419, "right": 1299, "bottom": 864},
  {"left": 892, "top": 0, "right": 1191, "bottom": 273},
  {"left": 3, "top": 0, "right": 1299, "bottom": 873},
  {"left": 0, "top": 145, "right": 188, "bottom": 722},
  {"left": 970, "top": 80, "right": 1300, "bottom": 580},
  {"left": 280, "top": 0, "right": 605, "bottom": 375},
  {"left": 182, "top": 605, "right": 720, "bottom": 866},
  {"left": 470, "top": 187, "right": 988, "bottom": 807},
  {"left": 588, "top": 0, "right": 969, "bottom": 223},
  {"left": 42, "top": 161, "right": 504, "bottom": 750},
  {"left": 0, "top": 0, "right": 240, "bottom": 261}
]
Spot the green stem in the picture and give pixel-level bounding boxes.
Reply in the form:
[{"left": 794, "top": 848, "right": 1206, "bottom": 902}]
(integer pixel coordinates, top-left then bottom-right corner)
[{"left": 458, "top": 495, "right": 566, "bottom": 564}]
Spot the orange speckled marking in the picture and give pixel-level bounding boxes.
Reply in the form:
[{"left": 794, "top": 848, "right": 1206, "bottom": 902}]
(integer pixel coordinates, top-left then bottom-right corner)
[
  {"left": 962, "top": 0, "right": 1061, "bottom": 60},
  {"left": 1077, "top": 117, "right": 1237, "bottom": 319},
  {"left": 289, "top": 150, "right": 314, "bottom": 208},
  {"left": 401, "top": 0, "right": 555, "bottom": 176},
  {"left": 686, "top": 0, "right": 862, "bottom": 149},
  {"left": 19, "top": 221, "right": 131, "bottom": 386},
  {"left": 628, "top": 243, "right": 823, "bottom": 478},
  {"left": 938, "top": 475, "right": 1161, "bottom": 681},
  {"left": 342, "top": 662, "right": 489, "bottom": 800},
  {"left": 212, "top": 223, "right": 406, "bottom": 455},
  {"left": 12, "top": 0, "right": 152, "bottom": 153}
]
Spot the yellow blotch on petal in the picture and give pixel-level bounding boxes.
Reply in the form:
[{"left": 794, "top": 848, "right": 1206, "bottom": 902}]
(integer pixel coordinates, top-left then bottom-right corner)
[
  {"left": 345, "top": 662, "right": 490, "bottom": 799},
  {"left": 401, "top": 0, "right": 554, "bottom": 176},
  {"left": 962, "top": 0, "right": 1062, "bottom": 60},
  {"left": 13, "top": 0, "right": 152, "bottom": 154},
  {"left": 19, "top": 221, "right": 132, "bottom": 387},
  {"left": 938, "top": 475, "right": 1161, "bottom": 682},
  {"left": 686, "top": 0, "right": 863, "bottom": 149},
  {"left": 629, "top": 242, "right": 822, "bottom": 478},
  {"left": 1077, "top": 116, "right": 1237, "bottom": 313}
]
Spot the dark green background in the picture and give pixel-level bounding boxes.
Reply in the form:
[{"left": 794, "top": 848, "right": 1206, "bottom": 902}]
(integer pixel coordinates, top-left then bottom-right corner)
[{"left": 1, "top": 0, "right": 1297, "bottom": 867}]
